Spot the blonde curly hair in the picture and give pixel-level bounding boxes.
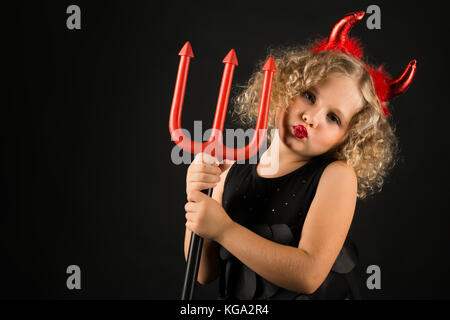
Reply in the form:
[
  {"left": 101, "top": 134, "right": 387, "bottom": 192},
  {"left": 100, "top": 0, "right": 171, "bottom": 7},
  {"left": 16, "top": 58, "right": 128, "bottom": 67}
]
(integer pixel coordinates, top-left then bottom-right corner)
[{"left": 231, "top": 43, "right": 400, "bottom": 199}]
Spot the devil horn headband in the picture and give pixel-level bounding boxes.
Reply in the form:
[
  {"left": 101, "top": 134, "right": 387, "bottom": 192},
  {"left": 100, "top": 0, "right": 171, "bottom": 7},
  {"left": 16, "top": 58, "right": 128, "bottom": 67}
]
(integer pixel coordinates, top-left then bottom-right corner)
[{"left": 312, "top": 11, "right": 417, "bottom": 116}]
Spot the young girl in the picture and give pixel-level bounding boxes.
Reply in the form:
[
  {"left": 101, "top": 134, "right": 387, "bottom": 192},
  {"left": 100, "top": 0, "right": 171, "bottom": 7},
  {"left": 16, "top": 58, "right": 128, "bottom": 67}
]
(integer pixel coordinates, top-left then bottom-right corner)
[{"left": 183, "top": 12, "right": 416, "bottom": 300}]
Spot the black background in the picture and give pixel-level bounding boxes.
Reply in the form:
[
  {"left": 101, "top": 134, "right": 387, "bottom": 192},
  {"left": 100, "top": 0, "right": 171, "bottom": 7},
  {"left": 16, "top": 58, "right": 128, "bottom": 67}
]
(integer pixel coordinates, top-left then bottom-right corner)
[{"left": 3, "top": 0, "right": 450, "bottom": 300}]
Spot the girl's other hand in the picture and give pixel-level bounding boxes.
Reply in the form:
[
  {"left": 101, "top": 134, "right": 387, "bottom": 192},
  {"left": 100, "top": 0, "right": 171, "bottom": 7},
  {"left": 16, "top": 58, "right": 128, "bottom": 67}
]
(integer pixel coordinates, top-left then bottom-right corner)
[{"left": 184, "top": 190, "right": 235, "bottom": 241}]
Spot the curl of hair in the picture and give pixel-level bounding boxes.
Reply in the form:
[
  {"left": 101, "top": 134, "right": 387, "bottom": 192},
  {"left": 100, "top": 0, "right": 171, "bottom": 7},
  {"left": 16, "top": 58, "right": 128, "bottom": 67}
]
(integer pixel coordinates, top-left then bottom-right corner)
[{"left": 231, "top": 43, "right": 400, "bottom": 199}]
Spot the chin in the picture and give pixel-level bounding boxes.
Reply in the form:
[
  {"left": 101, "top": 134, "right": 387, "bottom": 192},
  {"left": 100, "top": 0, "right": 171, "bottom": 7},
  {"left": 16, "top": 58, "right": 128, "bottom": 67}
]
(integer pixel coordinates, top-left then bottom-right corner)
[{"left": 286, "top": 138, "right": 310, "bottom": 155}]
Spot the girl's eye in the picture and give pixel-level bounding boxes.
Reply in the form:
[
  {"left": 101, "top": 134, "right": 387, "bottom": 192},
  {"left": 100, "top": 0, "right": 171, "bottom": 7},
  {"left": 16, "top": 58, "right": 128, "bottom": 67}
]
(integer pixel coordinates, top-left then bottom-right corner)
[
  {"left": 303, "top": 90, "right": 316, "bottom": 104},
  {"left": 329, "top": 114, "right": 341, "bottom": 125}
]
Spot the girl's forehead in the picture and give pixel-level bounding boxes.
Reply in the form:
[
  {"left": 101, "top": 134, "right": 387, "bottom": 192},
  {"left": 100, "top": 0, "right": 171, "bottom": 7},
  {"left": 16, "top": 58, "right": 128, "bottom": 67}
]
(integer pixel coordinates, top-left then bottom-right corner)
[
  {"left": 312, "top": 74, "right": 364, "bottom": 116},
  {"left": 316, "top": 74, "right": 361, "bottom": 98}
]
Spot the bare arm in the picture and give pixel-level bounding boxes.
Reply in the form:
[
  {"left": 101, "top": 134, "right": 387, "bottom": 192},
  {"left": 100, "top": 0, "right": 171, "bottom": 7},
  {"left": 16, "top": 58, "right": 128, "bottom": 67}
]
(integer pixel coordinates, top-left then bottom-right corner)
[
  {"left": 215, "top": 161, "right": 358, "bottom": 294},
  {"left": 184, "top": 158, "right": 234, "bottom": 285}
]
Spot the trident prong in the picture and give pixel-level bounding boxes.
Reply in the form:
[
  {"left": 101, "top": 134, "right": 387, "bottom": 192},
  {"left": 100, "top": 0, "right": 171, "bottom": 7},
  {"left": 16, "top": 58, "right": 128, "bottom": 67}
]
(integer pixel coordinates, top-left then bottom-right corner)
[{"left": 169, "top": 41, "right": 277, "bottom": 162}]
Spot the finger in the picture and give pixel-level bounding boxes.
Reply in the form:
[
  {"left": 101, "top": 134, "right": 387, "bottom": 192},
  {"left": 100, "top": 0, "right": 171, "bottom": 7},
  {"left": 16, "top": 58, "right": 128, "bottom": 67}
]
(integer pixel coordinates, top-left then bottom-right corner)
[
  {"left": 184, "top": 201, "right": 199, "bottom": 213},
  {"left": 184, "top": 202, "right": 193, "bottom": 213},
  {"left": 185, "top": 221, "right": 195, "bottom": 232},
  {"left": 185, "top": 211, "right": 195, "bottom": 222},
  {"left": 190, "top": 163, "right": 221, "bottom": 175},
  {"left": 188, "top": 172, "right": 221, "bottom": 184},
  {"left": 193, "top": 152, "right": 219, "bottom": 166}
]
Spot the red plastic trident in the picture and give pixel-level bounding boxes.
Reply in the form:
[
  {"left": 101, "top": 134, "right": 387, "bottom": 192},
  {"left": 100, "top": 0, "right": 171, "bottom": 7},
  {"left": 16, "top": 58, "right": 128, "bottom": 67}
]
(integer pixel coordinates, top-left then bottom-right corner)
[
  {"left": 169, "top": 41, "right": 277, "bottom": 161},
  {"left": 169, "top": 42, "right": 276, "bottom": 300}
]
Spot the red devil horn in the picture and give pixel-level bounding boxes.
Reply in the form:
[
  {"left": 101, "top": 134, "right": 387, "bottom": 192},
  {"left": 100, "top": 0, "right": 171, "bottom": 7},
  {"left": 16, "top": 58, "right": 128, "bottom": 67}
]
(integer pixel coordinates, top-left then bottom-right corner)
[
  {"left": 386, "top": 60, "right": 417, "bottom": 100},
  {"left": 326, "top": 11, "right": 365, "bottom": 49}
]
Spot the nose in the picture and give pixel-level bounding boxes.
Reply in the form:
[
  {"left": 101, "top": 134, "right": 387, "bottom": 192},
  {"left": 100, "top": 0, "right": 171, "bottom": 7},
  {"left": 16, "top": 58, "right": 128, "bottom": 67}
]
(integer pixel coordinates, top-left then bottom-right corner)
[{"left": 302, "top": 107, "right": 325, "bottom": 128}]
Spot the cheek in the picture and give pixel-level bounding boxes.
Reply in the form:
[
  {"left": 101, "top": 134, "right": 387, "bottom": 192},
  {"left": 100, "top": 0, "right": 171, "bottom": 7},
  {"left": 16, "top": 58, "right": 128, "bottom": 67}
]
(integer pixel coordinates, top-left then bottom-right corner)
[
  {"left": 277, "top": 109, "right": 291, "bottom": 130},
  {"left": 315, "top": 127, "right": 343, "bottom": 146}
]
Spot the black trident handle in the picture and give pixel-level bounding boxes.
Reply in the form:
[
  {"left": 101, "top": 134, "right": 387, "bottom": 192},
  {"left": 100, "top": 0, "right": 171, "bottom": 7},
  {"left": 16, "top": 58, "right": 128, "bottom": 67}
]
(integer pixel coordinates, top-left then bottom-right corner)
[{"left": 181, "top": 187, "right": 213, "bottom": 300}]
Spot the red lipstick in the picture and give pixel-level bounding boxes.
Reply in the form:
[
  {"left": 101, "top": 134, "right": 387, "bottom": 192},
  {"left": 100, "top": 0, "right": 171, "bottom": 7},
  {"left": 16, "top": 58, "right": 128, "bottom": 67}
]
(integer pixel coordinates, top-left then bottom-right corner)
[{"left": 292, "top": 125, "right": 308, "bottom": 139}]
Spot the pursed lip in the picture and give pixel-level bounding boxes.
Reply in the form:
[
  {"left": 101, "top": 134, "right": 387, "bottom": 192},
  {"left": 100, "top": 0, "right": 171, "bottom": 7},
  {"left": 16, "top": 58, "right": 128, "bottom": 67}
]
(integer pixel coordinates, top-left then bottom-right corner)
[{"left": 292, "top": 124, "right": 308, "bottom": 139}]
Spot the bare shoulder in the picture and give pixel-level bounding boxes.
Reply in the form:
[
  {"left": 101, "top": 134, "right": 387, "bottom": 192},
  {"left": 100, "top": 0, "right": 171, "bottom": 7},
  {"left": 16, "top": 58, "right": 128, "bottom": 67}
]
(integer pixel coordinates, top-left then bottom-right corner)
[
  {"left": 314, "top": 160, "right": 358, "bottom": 205},
  {"left": 325, "top": 160, "right": 356, "bottom": 174},
  {"left": 320, "top": 160, "right": 357, "bottom": 189}
]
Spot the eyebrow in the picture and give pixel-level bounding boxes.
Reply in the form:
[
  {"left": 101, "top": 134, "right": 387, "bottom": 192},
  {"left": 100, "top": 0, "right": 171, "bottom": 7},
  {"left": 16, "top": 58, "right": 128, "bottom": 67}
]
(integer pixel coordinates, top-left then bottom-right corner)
[{"left": 309, "top": 87, "right": 350, "bottom": 125}]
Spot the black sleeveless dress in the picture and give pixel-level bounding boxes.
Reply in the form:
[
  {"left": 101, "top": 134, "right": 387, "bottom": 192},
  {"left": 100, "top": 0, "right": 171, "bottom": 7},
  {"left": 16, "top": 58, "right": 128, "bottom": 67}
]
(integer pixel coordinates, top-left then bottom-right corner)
[{"left": 218, "top": 154, "right": 360, "bottom": 300}]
